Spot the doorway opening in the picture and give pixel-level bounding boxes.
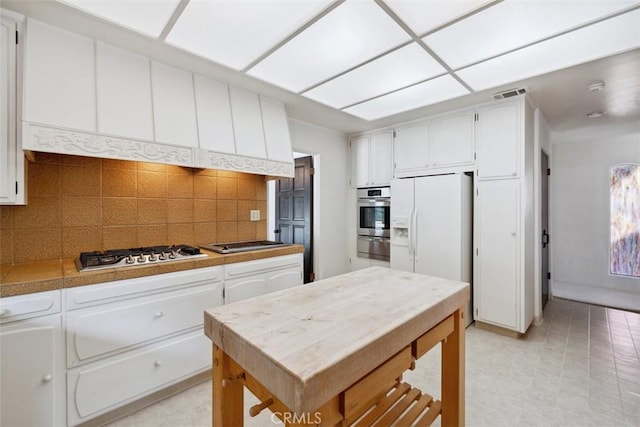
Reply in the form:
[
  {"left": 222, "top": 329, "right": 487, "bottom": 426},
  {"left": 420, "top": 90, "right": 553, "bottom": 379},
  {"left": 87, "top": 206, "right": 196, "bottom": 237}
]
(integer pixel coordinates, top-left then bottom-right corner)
[{"left": 272, "top": 155, "right": 314, "bottom": 283}]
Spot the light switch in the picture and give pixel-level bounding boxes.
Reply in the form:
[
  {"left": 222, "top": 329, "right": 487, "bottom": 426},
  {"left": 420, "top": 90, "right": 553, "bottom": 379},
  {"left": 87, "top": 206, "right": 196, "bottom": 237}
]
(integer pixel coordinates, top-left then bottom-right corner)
[{"left": 250, "top": 210, "right": 260, "bottom": 221}]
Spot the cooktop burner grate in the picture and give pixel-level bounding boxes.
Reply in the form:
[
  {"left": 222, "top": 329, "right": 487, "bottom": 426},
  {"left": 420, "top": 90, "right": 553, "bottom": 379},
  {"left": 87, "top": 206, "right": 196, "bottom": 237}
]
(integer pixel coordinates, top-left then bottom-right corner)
[{"left": 76, "top": 244, "right": 207, "bottom": 272}]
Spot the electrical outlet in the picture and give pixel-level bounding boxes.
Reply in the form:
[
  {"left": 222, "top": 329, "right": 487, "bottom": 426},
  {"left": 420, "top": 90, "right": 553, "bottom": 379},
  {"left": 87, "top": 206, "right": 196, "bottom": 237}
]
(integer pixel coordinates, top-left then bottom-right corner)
[{"left": 250, "top": 210, "right": 260, "bottom": 221}]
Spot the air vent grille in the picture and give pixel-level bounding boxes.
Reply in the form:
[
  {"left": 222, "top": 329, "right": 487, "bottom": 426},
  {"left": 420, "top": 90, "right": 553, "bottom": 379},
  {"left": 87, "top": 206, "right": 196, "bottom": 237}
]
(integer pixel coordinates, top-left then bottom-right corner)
[{"left": 493, "top": 87, "right": 528, "bottom": 100}]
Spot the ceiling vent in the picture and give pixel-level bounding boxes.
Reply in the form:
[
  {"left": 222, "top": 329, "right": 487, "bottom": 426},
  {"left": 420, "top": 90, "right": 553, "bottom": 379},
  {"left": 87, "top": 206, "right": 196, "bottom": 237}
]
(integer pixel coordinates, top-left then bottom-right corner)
[{"left": 493, "top": 87, "right": 528, "bottom": 100}]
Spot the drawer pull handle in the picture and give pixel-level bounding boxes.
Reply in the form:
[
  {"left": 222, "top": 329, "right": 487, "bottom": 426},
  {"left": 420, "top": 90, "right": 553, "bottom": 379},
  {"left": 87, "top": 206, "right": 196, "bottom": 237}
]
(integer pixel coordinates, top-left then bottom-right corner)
[
  {"left": 154, "top": 360, "right": 162, "bottom": 367},
  {"left": 154, "top": 311, "right": 164, "bottom": 318},
  {"left": 0, "top": 308, "right": 9, "bottom": 317},
  {"left": 42, "top": 374, "right": 52, "bottom": 383}
]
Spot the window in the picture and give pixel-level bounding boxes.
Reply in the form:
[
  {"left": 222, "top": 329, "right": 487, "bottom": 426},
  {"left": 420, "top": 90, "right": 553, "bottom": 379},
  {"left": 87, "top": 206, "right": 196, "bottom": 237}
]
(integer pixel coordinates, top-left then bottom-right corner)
[{"left": 610, "top": 163, "right": 640, "bottom": 277}]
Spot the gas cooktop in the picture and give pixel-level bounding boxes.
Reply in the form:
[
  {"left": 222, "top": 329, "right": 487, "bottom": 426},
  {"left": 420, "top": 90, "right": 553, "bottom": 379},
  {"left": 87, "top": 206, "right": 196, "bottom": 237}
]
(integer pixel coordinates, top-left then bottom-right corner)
[
  {"left": 76, "top": 244, "right": 207, "bottom": 272},
  {"left": 199, "top": 240, "right": 287, "bottom": 254}
]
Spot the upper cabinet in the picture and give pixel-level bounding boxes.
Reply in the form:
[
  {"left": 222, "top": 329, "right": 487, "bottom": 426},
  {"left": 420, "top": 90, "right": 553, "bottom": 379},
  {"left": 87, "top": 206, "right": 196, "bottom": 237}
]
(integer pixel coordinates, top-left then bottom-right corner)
[
  {"left": 393, "top": 109, "right": 475, "bottom": 179},
  {"left": 393, "top": 122, "right": 429, "bottom": 178},
  {"left": 350, "top": 130, "right": 393, "bottom": 188},
  {"left": 1, "top": 13, "right": 25, "bottom": 205},
  {"left": 428, "top": 110, "right": 475, "bottom": 169},
  {"left": 23, "top": 19, "right": 95, "bottom": 132},
  {"left": 476, "top": 101, "right": 520, "bottom": 179},
  {"left": 151, "top": 61, "right": 199, "bottom": 148},
  {"left": 20, "top": 17, "right": 294, "bottom": 176},
  {"left": 96, "top": 42, "right": 154, "bottom": 141}
]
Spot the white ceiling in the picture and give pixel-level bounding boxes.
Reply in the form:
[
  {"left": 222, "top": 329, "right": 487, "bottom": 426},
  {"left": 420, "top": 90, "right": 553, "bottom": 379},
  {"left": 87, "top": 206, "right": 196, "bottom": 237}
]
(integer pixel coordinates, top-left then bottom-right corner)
[{"left": 2, "top": 0, "right": 640, "bottom": 134}]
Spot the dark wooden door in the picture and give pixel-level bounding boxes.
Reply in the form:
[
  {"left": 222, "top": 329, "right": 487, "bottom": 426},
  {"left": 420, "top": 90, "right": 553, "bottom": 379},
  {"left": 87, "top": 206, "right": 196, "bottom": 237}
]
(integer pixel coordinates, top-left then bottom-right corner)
[
  {"left": 275, "top": 156, "right": 314, "bottom": 283},
  {"left": 541, "top": 150, "right": 550, "bottom": 309}
]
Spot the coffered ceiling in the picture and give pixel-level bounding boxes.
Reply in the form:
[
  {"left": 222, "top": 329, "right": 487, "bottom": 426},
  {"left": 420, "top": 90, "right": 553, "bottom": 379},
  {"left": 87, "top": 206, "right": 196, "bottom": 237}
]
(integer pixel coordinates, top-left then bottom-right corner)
[{"left": 3, "top": 0, "right": 640, "bottom": 134}]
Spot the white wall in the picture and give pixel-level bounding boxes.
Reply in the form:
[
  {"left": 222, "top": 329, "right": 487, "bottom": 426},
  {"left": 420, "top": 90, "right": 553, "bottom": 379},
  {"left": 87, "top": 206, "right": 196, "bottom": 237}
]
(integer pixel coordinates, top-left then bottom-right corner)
[
  {"left": 287, "top": 119, "right": 349, "bottom": 280},
  {"left": 551, "top": 121, "right": 640, "bottom": 311}
]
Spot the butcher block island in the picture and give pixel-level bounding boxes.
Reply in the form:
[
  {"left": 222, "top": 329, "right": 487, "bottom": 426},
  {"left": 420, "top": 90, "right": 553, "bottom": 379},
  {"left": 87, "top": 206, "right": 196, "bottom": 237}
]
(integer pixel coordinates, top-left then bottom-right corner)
[{"left": 204, "top": 266, "right": 469, "bottom": 426}]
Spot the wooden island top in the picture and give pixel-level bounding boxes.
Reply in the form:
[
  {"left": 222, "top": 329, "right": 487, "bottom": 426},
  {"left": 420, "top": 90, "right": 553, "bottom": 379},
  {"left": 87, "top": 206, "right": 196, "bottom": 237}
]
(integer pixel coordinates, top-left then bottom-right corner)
[{"left": 205, "top": 266, "right": 469, "bottom": 426}]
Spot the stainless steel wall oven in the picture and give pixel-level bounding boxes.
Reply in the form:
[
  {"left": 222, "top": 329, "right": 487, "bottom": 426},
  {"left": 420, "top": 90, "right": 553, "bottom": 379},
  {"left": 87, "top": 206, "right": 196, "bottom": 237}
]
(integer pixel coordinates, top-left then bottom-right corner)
[{"left": 357, "top": 187, "right": 390, "bottom": 261}]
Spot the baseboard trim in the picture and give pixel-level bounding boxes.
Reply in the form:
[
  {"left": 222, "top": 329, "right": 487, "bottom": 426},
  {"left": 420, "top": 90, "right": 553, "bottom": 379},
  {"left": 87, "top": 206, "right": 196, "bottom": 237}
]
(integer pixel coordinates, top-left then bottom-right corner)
[{"left": 474, "top": 321, "right": 522, "bottom": 338}]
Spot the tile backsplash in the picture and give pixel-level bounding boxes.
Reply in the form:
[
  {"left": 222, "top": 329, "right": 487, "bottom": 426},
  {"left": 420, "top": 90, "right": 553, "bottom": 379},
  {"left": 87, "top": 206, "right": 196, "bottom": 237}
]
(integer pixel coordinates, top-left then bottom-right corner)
[{"left": 0, "top": 153, "right": 267, "bottom": 265}]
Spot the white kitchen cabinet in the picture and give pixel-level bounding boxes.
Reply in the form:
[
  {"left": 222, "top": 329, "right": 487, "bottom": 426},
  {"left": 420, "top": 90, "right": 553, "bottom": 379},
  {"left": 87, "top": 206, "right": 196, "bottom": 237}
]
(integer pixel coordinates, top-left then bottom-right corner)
[
  {"left": 67, "top": 330, "right": 210, "bottom": 426},
  {"left": 64, "top": 266, "right": 223, "bottom": 425},
  {"left": 96, "top": 42, "right": 154, "bottom": 141},
  {"left": 428, "top": 110, "right": 475, "bottom": 169},
  {"left": 475, "top": 179, "right": 520, "bottom": 330},
  {"left": 349, "top": 131, "right": 393, "bottom": 188},
  {"left": 229, "top": 86, "right": 267, "bottom": 159},
  {"left": 260, "top": 96, "right": 293, "bottom": 163},
  {"left": 224, "top": 254, "right": 303, "bottom": 303},
  {"left": 193, "top": 74, "right": 235, "bottom": 154},
  {"left": 151, "top": 60, "right": 199, "bottom": 148},
  {"left": 393, "top": 122, "right": 429, "bottom": 178},
  {"left": 23, "top": 18, "right": 95, "bottom": 132},
  {"left": 476, "top": 100, "right": 521, "bottom": 179},
  {"left": 473, "top": 96, "right": 535, "bottom": 334},
  {"left": 0, "top": 12, "right": 25, "bottom": 205},
  {"left": 0, "top": 291, "right": 65, "bottom": 427}
]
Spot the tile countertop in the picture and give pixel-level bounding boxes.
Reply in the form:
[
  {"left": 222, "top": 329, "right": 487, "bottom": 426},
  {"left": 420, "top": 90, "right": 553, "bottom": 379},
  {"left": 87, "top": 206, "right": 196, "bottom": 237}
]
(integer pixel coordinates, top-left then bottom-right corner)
[{"left": 0, "top": 245, "right": 304, "bottom": 298}]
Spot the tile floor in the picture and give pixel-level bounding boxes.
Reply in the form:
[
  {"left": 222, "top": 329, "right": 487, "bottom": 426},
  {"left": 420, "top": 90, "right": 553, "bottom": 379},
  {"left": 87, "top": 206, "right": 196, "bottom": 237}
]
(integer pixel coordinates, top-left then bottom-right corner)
[{"left": 108, "top": 298, "right": 640, "bottom": 426}]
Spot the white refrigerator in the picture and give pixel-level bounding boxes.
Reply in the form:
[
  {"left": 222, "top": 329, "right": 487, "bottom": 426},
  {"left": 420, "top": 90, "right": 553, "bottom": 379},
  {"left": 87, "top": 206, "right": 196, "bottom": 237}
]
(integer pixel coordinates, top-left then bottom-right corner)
[{"left": 390, "top": 174, "right": 473, "bottom": 326}]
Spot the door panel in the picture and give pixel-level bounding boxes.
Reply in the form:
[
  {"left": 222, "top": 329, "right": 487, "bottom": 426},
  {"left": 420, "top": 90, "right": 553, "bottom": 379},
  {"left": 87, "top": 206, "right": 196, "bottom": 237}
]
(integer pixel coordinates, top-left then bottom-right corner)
[
  {"left": 476, "top": 102, "right": 520, "bottom": 178},
  {"left": 541, "top": 151, "right": 550, "bottom": 308},
  {"left": 394, "top": 123, "right": 428, "bottom": 174},
  {"left": 476, "top": 180, "right": 519, "bottom": 329},
  {"left": 276, "top": 157, "right": 313, "bottom": 283}
]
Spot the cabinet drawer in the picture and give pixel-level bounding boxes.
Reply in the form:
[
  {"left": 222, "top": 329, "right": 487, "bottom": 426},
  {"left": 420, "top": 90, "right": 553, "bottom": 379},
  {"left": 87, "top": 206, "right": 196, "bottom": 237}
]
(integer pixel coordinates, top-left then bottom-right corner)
[
  {"left": 67, "top": 330, "right": 210, "bottom": 426},
  {"left": 0, "top": 290, "right": 61, "bottom": 325},
  {"left": 64, "top": 266, "right": 222, "bottom": 310},
  {"left": 224, "top": 254, "right": 302, "bottom": 279},
  {"left": 66, "top": 282, "right": 222, "bottom": 366}
]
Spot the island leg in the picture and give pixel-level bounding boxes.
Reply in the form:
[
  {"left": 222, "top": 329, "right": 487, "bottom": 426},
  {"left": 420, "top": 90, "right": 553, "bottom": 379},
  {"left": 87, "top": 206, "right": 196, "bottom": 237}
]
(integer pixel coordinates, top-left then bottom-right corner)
[
  {"left": 441, "top": 308, "right": 465, "bottom": 426},
  {"left": 213, "top": 345, "right": 244, "bottom": 427}
]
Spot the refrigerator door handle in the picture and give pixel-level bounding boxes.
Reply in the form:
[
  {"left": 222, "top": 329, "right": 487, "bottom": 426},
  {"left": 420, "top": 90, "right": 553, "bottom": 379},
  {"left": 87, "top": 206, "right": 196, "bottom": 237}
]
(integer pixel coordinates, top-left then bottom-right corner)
[
  {"left": 407, "top": 207, "right": 414, "bottom": 257},
  {"left": 412, "top": 207, "right": 418, "bottom": 258}
]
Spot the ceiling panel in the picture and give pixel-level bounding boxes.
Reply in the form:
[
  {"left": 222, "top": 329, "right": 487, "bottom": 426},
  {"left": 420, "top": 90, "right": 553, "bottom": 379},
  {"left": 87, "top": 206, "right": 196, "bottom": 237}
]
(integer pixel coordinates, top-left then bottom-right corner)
[
  {"left": 424, "top": 0, "right": 640, "bottom": 69},
  {"left": 59, "top": 0, "right": 180, "bottom": 37},
  {"left": 343, "top": 75, "right": 470, "bottom": 120},
  {"left": 456, "top": 9, "right": 640, "bottom": 91},
  {"left": 385, "top": 0, "right": 489, "bottom": 35},
  {"left": 303, "top": 43, "right": 445, "bottom": 109},
  {"left": 166, "top": 0, "right": 332, "bottom": 71},
  {"left": 247, "top": 0, "right": 411, "bottom": 93}
]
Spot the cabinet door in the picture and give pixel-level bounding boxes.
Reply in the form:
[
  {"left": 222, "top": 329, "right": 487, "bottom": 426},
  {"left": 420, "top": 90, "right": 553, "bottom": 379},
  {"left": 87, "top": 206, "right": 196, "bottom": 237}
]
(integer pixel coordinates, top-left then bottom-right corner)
[
  {"left": 350, "top": 136, "right": 369, "bottom": 188},
  {"left": 267, "top": 268, "right": 303, "bottom": 293},
  {"left": 429, "top": 111, "right": 475, "bottom": 168},
  {"left": 151, "top": 61, "right": 199, "bottom": 147},
  {"left": 193, "top": 74, "right": 235, "bottom": 154},
  {"left": 224, "top": 275, "right": 269, "bottom": 304},
  {"left": 0, "top": 16, "right": 18, "bottom": 204},
  {"left": 260, "top": 96, "right": 293, "bottom": 163},
  {"left": 393, "top": 123, "right": 428, "bottom": 177},
  {"left": 24, "top": 19, "right": 96, "bottom": 132},
  {"left": 475, "top": 179, "right": 519, "bottom": 329},
  {"left": 369, "top": 131, "right": 393, "bottom": 186},
  {"left": 0, "top": 314, "right": 64, "bottom": 427},
  {"left": 96, "top": 42, "right": 154, "bottom": 141},
  {"left": 476, "top": 101, "right": 520, "bottom": 178},
  {"left": 229, "top": 87, "right": 267, "bottom": 158}
]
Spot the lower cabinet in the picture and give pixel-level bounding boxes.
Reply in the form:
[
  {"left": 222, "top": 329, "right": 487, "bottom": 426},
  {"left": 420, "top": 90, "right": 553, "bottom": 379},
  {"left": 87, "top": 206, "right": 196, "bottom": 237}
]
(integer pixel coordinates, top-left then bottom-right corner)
[
  {"left": 64, "top": 266, "right": 223, "bottom": 426},
  {"left": 0, "top": 291, "right": 65, "bottom": 427},
  {"left": 474, "top": 179, "right": 528, "bottom": 331},
  {"left": 0, "top": 254, "right": 303, "bottom": 426},
  {"left": 66, "top": 330, "right": 210, "bottom": 426},
  {"left": 224, "top": 254, "right": 304, "bottom": 303}
]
